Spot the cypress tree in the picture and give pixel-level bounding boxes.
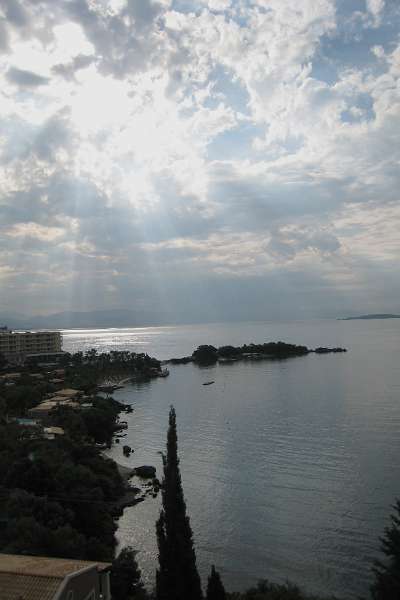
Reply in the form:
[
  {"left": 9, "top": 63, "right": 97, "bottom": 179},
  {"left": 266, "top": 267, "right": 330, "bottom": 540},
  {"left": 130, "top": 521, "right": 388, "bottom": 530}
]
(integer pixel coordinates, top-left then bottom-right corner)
[
  {"left": 156, "top": 406, "right": 203, "bottom": 600},
  {"left": 371, "top": 499, "right": 400, "bottom": 599},
  {"left": 206, "top": 565, "right": 226, "bottom": 600}
]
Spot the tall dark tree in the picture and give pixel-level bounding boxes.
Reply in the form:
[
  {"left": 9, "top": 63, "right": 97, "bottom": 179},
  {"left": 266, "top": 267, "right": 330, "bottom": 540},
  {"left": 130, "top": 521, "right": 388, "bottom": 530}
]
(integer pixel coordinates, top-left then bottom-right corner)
[
  {"left": 206, "top": 565, "right": 226, "bottom": 600},
  {"left": 0, "top": 351, "right": 7, "bottom": 370},
  {"left": 110, "top": 547, "right": 147, "bottom": 600},
  {"left": 156, "top": 406, "right": 203, "bottom": 600},
  {"left": 371, "top": 499, "right": 400, "bottom": 599}
]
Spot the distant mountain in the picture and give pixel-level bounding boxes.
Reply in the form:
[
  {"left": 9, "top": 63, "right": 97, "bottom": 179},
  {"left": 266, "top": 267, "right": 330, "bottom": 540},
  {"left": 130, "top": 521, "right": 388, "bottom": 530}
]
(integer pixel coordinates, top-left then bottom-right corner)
[
  {"left": 0, "top": 309, "right": 166, "bottom": 330},
  {"left": 339, "top": 314, "right": 400, "bottom": 321}
]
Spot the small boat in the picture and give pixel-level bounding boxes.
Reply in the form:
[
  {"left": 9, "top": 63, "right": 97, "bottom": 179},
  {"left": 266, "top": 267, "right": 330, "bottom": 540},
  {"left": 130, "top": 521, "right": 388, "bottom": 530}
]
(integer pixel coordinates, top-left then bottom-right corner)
[
  {"left": 159, "top": 368, "right": 170, "bottom": 378},
  {"left": 203, "top": 381, "right": 215, "bottom": 386}
]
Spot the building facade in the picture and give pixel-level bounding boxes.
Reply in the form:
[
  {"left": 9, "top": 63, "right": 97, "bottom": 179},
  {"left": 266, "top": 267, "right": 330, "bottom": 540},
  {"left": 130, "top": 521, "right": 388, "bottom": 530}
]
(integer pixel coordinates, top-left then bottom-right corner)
[{"left": 0, "top": 328, "right": 62, "bottom": 364}]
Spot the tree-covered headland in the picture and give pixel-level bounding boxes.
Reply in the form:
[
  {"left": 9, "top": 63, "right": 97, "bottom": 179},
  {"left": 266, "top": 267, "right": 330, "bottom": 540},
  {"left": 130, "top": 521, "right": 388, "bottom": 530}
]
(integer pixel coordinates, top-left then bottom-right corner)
[
  {"left": 0, "top": 349, "right": 162, "bottom": 565},
  {"left": 61, "top": 348, "right": 163, "bottom": 392}
]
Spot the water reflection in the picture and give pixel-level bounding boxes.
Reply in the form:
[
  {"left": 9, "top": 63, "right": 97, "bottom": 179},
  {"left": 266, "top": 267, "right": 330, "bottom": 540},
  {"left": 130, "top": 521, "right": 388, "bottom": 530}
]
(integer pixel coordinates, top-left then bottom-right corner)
[{"left": 63, "top": 320, "right": 400, "bottom": 598}]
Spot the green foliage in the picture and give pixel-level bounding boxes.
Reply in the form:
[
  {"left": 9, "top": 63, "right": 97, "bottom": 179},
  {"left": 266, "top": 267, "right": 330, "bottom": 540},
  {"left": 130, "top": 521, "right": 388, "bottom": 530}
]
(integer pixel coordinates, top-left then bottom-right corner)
[
  {"left": 192, "top": 342, "right": 310, "bottom": 366},
  {"left": 238, "top": 342, "right": 309, "bottom": 357},
  {"left": 54, "top": 396, "right": 122, "bottom": 445},
  {"left": 0, "top": 430, "right": 124, "bottom": 561},
  {"left": 192, "top": 345, "right": 218, "bottom": 365},
  {"left": 227, "top": 580, "right": 327, "bottom": 600},
  {"left": 3, "top": 516, "right": 89, "bottom": 558},
  {"left": 156, "top": 406, "right": 203, "bottom": 600},
  {"left": 1, "top": 384, "right": 43, "bottom": 416},
  {"left": 371, "top": 499, "right": 400, "bottom": 599},
  {"left": 217, "top": 346, "right": 241, "bottom": 358},
  {"left": 54, "top": 405, "right": 88, "bottom": 442},
  {"left": 207, "top": 565, "right": 226, "bottom": 600},
  {"left": 0, "top": 349, "right": 159, "bottom": 566},
  {"left": 63, "top": 349, "right": 161, "bottom": 391},
  {"left": 83, "top": 397, "right": 122, "bottom": 444},
  {"left": 111, "top": 546, "right": 148, "bottom": 600}
]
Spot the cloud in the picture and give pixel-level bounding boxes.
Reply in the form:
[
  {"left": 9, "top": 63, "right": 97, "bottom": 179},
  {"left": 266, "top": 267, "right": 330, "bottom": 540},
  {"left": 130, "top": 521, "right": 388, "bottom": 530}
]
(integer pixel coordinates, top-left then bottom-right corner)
[
  {"left": 6, "top": 67, "right": 50, "bottom": 87},
  {"left": 0, "top": 0, "right": 399, "bottom": 319},
  {"left": 366, "top": 0, "right": 385, "bottom": 25},
  {"left": 0, "top": 0, "right": 29, "bottom": 28},
  {"left": 52, "top": 54, "right": 95, "bottom": 80},
  {"left": 267, "top": 227, "right": 341, "bottom": 260},
  {"left": 0, "top": 110, "right": 74, "bottom": 164},
  {"left": 6, "top": 222, "right": 65, "bottom": 242},
  {"left": 62, "top": 0, "right": 167, "bottom": 78}
]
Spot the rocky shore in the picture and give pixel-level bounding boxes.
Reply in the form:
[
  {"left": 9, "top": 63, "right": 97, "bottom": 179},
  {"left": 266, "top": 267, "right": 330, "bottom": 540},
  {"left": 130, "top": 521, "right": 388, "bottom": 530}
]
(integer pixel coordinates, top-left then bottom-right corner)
[{"left": 110, "top": 460, "right": 159, "bottom": 517}]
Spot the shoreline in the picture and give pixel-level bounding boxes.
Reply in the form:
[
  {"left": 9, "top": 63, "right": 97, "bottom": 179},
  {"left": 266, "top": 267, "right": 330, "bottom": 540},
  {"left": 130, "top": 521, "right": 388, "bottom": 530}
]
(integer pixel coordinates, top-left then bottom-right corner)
[
  {"left": 115, "top": 461, "right": 135, "bottom": 481},
  {"left": 110, "top": 461, "right": 144, "bottom": 515}
]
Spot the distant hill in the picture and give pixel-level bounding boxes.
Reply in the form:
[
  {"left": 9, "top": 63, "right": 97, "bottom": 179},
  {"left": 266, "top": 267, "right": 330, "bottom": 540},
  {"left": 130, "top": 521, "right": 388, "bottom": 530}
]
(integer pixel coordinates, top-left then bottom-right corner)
[
  {"left": 0, "top": 309, "right": 165, "bottom": 330},
  {"left": 339, "top": 314, "right": 400, "bottom": 321}
]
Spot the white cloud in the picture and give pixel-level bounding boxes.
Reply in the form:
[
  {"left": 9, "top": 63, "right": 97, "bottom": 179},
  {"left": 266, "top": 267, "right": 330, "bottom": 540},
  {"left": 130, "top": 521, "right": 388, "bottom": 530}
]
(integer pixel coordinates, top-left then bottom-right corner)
[
  {"left": 6, "top": 222, "right": 65, "bottom": 241},
  {"left": 367, "top": 0, "right": 385, "bottom": 15},
  {"left": 204, "top": 0, "right": 231, "bottom": 10}
]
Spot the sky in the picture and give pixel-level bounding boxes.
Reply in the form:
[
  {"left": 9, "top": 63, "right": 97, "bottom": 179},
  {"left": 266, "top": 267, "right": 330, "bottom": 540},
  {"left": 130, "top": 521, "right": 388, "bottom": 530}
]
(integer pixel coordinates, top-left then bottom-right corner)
[{"left": 0, "top": 0, "right": 399, "bottom": 323}]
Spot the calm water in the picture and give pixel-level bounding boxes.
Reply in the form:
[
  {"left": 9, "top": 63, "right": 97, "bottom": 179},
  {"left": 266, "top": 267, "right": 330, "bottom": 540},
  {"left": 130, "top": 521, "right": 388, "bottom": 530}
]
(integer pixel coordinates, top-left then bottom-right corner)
[{"left": 62, "top": 320, "right": 400, "bottom": 598}]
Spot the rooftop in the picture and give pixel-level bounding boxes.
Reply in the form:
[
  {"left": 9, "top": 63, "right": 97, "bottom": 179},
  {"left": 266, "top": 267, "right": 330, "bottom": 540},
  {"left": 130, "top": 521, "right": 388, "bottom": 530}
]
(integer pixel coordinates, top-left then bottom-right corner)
[
  {"left": 0, "top": 553, "right": 111, "bottom": 578},
  {"left": 0, "top": 572, "right": 60, "bottom": 600},
  {"left": 0, "top": 554, "right": 111, "bottom": 600},
  {"left": 43, "top": 427, "right": 65, "bottom": 435},
  {"left": 55, "top": 388, "right": 81, "bottom": 397},
  {"left": 29, "top": 400, "right": 80, "bottom": 412}
]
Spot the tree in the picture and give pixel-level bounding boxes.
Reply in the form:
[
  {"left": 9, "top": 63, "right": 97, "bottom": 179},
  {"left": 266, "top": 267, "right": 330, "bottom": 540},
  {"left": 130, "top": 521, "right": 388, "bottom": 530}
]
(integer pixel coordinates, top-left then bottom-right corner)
[
  {"left": 371, "top": 499, "right": 400, "bottom": 599},
  {"left": 156, "top": 406, "right": 203, "bottom": 600},
  {"left": 192, "top": 345, "right": 218, "bottom": 365},
  {"left": 0, "top": 352, "right": 7, "bottom": 370},
  {"left": 110, "top": 547, "right": 147, "bottom": 600},
  {"left": 227, "top": 580, "right": 305, "bottom": 600},
  {"left": 206, "top": 565, "right": 226, "bottom": 600}
]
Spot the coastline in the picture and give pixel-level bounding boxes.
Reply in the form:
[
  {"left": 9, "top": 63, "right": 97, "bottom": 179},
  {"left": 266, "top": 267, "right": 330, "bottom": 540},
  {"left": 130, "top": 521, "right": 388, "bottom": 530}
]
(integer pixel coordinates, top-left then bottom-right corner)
[
  {"left": 115, "top": 461, "right": 136, "bottom": 481},
  {"left": 110, "top": 461, "right": 145, "bottom": 515}
]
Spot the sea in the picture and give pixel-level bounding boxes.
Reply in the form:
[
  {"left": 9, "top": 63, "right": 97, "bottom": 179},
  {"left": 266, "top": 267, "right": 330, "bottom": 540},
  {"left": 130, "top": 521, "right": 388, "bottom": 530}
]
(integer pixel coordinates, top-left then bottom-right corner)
[{"left": 62, "top": 319, "right": 400, "bottom": 598}]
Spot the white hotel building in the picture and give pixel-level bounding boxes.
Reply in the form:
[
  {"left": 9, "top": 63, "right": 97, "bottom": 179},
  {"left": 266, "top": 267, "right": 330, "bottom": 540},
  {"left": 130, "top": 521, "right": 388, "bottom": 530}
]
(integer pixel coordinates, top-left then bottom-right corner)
[{"left": 0, "top": 327, "right": 63, "bottom": 364}]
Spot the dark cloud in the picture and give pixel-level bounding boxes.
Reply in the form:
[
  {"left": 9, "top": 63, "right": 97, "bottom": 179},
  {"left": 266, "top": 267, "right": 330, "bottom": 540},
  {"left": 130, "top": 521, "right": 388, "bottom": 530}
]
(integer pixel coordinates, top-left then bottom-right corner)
[
  {"left": 63, "top": 0, "right": 167, "bottom": 78},
  {"left": 33, "top": 111, "right": 73, "bottom": 161},
  {"left": 0, "top": 18, "right": 9, "bottom": 51},
  {"left": 6, "top": 66, "right": 50, "bottom": 87},
  {"left": 0, "top": 110, "right": 73, "bottom": 163},
  {"left": 0, "top": 0, "right": 29, "bottom": 28},
  {"left": 209, "top": 170, "right": 346, "bottom": 233},
  {"left": 124, "top": 0, "right": 164, "bottom": 27},
  {"left": 52, "top": 54, "right": 96, "bottom": 80}
]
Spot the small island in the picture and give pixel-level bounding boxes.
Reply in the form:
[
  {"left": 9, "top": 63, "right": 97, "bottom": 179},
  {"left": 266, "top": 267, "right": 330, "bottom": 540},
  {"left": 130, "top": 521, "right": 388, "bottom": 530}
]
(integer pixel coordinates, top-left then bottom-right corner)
[
  {"left": 339, "top": 314, "right": 400, "bottom": 320},
  {"left": 167, "top": 341, "right": 347, "bottom": 366}
]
